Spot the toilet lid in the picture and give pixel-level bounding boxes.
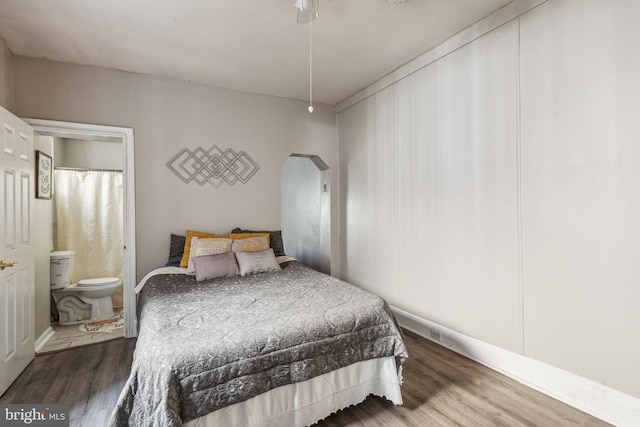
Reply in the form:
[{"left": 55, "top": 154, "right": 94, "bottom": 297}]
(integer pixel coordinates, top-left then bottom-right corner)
[
  {"left": 77, "top": 277, "right": 120, "bottom": 287},
  {"left": 50, "top": 250, "right": 75, "bottom": 259}
]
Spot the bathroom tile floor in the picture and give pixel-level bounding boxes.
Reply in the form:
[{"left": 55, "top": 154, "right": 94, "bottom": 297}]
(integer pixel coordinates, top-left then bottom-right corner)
[{"left": 37, "top": 309, "right": 124, "bottom": 354}]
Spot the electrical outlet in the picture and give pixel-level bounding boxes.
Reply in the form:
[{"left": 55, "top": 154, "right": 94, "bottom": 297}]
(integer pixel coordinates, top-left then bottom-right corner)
[{"left": 430, "top": 330, "right": 441, "bottom": 341}]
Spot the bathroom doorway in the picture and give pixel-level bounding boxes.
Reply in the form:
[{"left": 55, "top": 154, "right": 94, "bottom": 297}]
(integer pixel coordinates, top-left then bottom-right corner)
[
  {"left": 54, "top": 138, "right": 124, "bottom": 306},
  {"left": 25, "top": 119, "right": 137, "bottom": 343}
]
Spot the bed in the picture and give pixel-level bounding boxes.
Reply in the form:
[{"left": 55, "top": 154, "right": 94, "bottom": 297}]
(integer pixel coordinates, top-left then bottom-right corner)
[{"left": 109, "top": 232, "right": 408, "bottom": 427}]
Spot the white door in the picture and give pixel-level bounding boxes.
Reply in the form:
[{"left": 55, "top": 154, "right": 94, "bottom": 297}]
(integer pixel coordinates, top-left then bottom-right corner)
[{"left": 0, "top": 106, "right": 35, "bottom": 396}]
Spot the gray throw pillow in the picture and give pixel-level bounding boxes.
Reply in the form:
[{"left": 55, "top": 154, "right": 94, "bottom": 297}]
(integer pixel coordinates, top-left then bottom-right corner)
[
  {"left": 235, "top": 248, "right": 282, "bottom": 276},
  {"left": 191, "top": 251, "right": 240, "bottom": 282},
  {"left": 166, "top": 234, "right": 186, "bottom": 266}
]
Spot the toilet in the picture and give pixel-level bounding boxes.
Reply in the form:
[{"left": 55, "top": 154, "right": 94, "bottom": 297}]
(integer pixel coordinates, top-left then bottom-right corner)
[{"left": 50, "top": 251, "right": 122, "bottom": 326}]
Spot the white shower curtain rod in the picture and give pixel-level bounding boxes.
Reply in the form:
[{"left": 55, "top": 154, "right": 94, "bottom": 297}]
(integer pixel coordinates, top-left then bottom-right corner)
[{"left": 54, "top": 166, "right": 123, "bottom": 173}]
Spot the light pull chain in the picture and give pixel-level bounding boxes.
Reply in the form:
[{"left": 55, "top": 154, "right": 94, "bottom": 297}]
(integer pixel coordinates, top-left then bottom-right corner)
[{"left": 308, "top": 12, "right": 314, "bottom": 113}]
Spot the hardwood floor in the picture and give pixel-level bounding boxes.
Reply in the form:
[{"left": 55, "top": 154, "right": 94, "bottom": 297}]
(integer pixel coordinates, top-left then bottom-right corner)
[
  {"left": 317, "top": 330, "right": 611, "bottom": 427},
  {"left": 0, "top": 337, "right": 135, "bottom": 426},
  {"left": 0, "top": 330, "right": 610, "bottom": 427}
]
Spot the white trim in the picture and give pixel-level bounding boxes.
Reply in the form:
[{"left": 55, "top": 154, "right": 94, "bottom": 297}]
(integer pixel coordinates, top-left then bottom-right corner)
[
  {"left": 24, "top": 118, "right": 138, "bottom": 338},
  {"left": 335, "top": 0, "right": 548, "bottom": 113},
  {"left": 34, "top": 326, "right": 55, "bottom": 353},
  {"left": 391, "top": 306, "right": 640, "bottom": 427}
]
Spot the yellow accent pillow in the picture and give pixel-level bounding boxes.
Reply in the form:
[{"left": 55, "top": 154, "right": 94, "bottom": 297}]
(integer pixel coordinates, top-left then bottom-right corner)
[
  {"left": 230, "top": 232, "right": 270, "bottom": 246},
  {"left": 179, "top": 230, "right": 229, "bottom": 268},
  {"left": 231, "top": 236, "right": 270, "bottom": 253}
]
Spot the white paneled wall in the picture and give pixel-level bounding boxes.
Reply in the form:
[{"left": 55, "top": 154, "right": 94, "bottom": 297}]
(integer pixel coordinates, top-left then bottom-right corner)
[
  {"left": 415, "top": 21, "right": 520, "bottom": 353},
  {"left": 338, "top": 0, "right": 640, "bottom": 403},
  {"left": 340, "top": 86, "right": 400, "bottom": 306},
  {"left": 340, "top": 20, "right": 522, "bottom": 352},
  {"left": 520, "top": 0, "right": 640, "bottom": 398}
]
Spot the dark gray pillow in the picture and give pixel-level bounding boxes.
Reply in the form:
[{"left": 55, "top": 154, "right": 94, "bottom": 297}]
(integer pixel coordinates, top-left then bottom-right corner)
[
  {"left": 166, "top": 234, "right": 186, "bottom": 266},
  {"left": 231, "top": 228, "right": 285, "bottom": 257},
  {"left": 235, "top": 248, "right": 282, "bottom": 276},
  {"left": 191, "top": 252, "right": 240, "bottom": 281}
]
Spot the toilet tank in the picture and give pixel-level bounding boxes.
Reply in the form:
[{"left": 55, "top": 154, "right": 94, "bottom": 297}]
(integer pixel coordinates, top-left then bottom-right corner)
[{"left": 50, "top": 251, "right": 75, "bottom": 290}]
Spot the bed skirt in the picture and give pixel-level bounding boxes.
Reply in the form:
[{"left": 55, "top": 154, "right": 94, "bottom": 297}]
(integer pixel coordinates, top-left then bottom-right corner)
[{"left": 184, "top": 356, "right": 403, "bottom": 427}]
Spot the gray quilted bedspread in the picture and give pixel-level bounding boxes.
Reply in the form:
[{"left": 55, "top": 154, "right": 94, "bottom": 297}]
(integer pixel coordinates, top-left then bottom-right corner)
[{"left": 109, "top": 261, "right": 408, "bottom": 427}]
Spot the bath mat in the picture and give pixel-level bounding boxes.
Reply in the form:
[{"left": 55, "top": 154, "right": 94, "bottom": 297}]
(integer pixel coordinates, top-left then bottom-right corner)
[{"left": 79, "top": 312, "right": 124, "bottom": 333}]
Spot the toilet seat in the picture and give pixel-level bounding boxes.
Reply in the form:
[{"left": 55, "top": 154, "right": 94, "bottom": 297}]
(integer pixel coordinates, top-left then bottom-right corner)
[{"left": 77, "top": 277, "right": 120, "bottom": 287}]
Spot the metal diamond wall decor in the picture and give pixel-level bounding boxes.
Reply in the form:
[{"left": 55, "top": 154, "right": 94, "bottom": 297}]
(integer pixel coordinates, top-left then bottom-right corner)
[{"left": 167, "top": 145, "right": 260, "bottom": 188}]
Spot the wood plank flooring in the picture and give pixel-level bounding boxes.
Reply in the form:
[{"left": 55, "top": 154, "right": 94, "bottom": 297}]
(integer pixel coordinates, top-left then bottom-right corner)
[
  {"left": 0, "top": 337, "right": 135, "bottom": 426},
  {"left": 317, "top": 330, "right": 611, "bottom": 427},
  {"left": 0, "top": 330, "right": 611, "bottom": 426}
]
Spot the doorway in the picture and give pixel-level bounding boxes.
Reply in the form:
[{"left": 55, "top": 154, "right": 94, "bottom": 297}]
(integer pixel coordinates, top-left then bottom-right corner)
[{"left": 24, "top": 119, "right": 137, "bottom": 338}]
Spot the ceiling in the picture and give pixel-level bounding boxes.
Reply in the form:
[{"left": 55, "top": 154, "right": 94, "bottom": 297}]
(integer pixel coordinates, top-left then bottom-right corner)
[{"left": 0, "top": 0, "right": 513, "bottom": 105}]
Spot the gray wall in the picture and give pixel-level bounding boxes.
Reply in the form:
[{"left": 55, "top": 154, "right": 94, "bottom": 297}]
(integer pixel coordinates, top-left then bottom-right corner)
[
  {"left": 11, "top": 57, "right": 338, "bottom": 282},
  {"left": 281, "top": 155, "right": 331, "bottom": 274},
  {"left": 0, "top": 36, "right": 13, "bottom": 110},
  {"left": 337, "top": 0, "right": 640, "bottom": 401}
]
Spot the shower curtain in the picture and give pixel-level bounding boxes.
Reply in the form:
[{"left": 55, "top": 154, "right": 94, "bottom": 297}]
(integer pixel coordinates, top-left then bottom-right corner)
[{"left": 54, "top": 170, "right": 124, "bottom": 308}]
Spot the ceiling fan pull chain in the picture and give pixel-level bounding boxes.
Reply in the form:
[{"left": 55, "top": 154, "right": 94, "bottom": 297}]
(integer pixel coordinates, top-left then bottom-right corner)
[{"left": 308, "top": 13, "right": 314, "bottom": 113}]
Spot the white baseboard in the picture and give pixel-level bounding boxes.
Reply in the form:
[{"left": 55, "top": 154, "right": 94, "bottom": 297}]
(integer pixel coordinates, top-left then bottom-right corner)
[
  {"left": 391, "top": 306, "right": 640, "bottom": 427},
  {"left": 34, "top": 326, "right": 55, "bottom": 353}
]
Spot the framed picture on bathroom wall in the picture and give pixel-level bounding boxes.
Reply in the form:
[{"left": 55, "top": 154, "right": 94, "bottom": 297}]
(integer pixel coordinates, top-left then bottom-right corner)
[{"left": 35, "top": 150, "right": 52, "bottom": 200}]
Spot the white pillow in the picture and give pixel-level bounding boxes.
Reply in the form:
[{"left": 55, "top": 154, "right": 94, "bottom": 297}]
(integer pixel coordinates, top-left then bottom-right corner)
[{"left": 186, "top": 236, "right": 232, "bottom": 275}]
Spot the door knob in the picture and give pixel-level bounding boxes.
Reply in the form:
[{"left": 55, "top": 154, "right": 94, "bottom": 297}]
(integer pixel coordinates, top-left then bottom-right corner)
[{"left": 0, "top": 260, "right": 18, "bottom": 270}]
